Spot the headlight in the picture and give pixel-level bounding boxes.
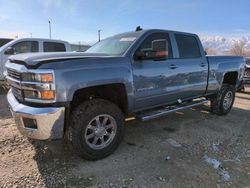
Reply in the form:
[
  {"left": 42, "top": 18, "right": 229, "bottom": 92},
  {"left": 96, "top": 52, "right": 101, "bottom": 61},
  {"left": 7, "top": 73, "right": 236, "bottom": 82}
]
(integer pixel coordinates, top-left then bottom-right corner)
[
  {"left": 22, "top": 73, "right": 53, "bottom": 83},
  {"left": 21, "top": 70, "right": 56, "bottom": 102},
  {"left": 24, "top": 90, "right": 55, "bottom": 100}
]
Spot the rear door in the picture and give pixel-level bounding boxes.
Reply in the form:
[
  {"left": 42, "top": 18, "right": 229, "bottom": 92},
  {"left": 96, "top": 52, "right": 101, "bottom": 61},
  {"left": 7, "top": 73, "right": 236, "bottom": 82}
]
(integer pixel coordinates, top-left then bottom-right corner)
[{"left": 170, "top": 34, "right": 208, "bottom": 100}]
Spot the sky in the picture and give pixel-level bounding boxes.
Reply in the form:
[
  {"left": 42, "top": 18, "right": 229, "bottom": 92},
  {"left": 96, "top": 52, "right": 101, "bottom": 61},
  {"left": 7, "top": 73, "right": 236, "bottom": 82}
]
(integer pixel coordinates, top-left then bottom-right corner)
[{"left": 0, "top": 0, "right": 250, "bottom": 44}]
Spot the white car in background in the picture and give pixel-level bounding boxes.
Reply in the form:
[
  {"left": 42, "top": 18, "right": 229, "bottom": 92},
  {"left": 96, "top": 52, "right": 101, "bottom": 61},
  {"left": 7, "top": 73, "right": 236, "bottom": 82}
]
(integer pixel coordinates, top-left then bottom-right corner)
[{"left": 0, "top": 38, "right": 71, "bottom": 85}]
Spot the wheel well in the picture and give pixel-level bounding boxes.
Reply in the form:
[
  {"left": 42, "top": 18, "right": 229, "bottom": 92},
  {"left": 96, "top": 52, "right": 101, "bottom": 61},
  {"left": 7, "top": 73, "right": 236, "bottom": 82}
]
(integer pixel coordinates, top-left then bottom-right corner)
[
  {"left": 223, "top": 72, "right": 238, "bottom": 87},
  {"left": 71, "top": 84, "right": 128, "bottom": 114}
]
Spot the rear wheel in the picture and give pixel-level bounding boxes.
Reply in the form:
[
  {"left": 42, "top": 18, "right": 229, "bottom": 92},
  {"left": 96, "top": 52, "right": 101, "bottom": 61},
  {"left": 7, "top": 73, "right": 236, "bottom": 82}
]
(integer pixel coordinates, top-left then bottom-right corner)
[
  {"left": 210, "top": 84, "right": 235, "bottom": 115},
  {"left": 67, "top": 99, "right": 125, "bottom": 160}
]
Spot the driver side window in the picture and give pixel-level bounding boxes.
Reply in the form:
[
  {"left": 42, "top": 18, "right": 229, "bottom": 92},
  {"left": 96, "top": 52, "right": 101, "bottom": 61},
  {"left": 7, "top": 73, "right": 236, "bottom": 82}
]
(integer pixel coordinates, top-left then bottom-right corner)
[
  {"left": 12, "top": 41, "right": 39, "bottom": 54},
  {"left": 136, "top": 33, "right": 172, "bottom": 60}
]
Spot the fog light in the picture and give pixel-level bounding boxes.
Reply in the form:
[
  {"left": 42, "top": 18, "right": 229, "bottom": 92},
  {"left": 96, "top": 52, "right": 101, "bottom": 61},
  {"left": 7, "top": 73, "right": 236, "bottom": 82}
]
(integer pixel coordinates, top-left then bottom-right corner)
[
  {"left": 22, "top": 118, "right": 37, "bottom": 129},
  {"left": 40, "top": 90, "right": 55, "bottom": 100}
]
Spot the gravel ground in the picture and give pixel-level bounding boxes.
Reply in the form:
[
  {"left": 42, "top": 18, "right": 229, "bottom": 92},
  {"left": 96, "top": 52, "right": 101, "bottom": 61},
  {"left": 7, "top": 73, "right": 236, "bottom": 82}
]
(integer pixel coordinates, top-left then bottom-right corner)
[{"left": 0, "top": 88, "right": 250, "bottom": 188}]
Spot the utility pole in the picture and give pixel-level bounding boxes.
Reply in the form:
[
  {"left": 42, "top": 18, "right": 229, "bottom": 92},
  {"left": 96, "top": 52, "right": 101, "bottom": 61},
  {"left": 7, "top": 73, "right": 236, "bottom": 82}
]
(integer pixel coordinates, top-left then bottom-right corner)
[
  {"left": 48, "top": 20, "right": 52, "bottom": 39},
  {"left": 98, "top": 29, "right": 101, "bottom": 42},
  {"left": 30, "top": 33, "right": 32, "bottom": 38}
]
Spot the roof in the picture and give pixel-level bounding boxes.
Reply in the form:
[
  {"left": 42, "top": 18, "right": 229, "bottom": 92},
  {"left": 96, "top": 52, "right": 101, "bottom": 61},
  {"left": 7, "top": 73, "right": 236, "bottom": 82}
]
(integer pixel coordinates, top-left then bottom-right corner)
[{"left": 109, "top": 29, "right": 197, "bottom": 39}]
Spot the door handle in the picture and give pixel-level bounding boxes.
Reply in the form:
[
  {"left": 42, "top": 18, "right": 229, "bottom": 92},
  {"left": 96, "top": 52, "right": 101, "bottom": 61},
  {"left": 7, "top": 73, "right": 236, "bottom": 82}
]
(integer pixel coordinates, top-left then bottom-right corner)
[
  {"left": 169, "top": 64, "right": 177, "bottom": 69},
  {"left": 200, "top": 63, "right": 206, "bottom": 67}
]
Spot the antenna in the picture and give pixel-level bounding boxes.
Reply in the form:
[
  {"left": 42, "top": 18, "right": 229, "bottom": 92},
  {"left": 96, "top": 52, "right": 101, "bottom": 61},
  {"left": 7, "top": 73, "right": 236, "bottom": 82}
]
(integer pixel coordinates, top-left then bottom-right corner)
[{"left": 136, "top": 26, "right": 143, "bottom": 31}]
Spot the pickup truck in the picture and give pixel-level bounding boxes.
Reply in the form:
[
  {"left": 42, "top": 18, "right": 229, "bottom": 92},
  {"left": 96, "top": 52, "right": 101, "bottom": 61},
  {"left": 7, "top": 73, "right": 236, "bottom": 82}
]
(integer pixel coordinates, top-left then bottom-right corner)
[
  {"left": 0, "top": 38, "right": 71, "bottom": 85},
  {"left": 243, "top": 58, "right": 250, "bottom": 88},
  {"left": 6, "top": 29, "right": 245, "bottom": 160}
]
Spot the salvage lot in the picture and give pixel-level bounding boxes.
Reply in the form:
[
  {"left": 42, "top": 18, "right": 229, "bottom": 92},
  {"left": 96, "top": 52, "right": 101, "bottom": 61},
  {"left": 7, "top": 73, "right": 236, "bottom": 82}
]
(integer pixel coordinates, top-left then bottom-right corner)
[{"left": 0, "top": 88, "right": 250, "bottom": 188}]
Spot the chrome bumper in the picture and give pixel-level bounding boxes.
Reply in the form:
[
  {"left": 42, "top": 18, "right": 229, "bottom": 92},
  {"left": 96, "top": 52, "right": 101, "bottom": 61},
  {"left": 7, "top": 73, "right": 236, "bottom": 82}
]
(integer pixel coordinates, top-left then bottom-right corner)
[
  {"left": 7, "top": 90, "right": 65, "bottom": 140},
  {"left": 243, "top": 77, "right": 250, "bottom": 84}
]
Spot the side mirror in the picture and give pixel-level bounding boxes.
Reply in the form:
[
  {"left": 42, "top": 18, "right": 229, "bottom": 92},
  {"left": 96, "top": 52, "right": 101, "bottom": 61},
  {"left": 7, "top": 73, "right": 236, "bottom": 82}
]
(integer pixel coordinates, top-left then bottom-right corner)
[
  {"left": 152, "top": 39, "right": 167, "bottom": 59},
  {"left": 152, "top": 39, "right": 166, "bottom": 52},
  {"left": 4, "top": 47, "right": 15, "bottom": 55}
]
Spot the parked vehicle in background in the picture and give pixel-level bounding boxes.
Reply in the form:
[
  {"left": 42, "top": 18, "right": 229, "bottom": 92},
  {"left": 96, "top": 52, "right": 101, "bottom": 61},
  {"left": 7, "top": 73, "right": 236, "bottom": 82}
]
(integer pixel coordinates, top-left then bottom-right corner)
[
  {"left": 243, "top": 58, "right": 250, "bottom": 87},
  {"left": 0, "top": 38, "right": 13, "bottom": 48},
  {"left": 6, "top": 28, "right": 245, "bottom": 160},
  {"left": 70, "top": 43, "right": 91, "bottom": 52},
  {"left": 0, "top": 38, "right": 71, "bottom": 85}
]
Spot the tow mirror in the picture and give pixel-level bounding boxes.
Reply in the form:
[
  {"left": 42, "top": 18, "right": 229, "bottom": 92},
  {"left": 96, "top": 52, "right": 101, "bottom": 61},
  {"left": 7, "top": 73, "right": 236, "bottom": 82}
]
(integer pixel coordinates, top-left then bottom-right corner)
[
  {"left": 152, "top": 39, "right": 166, "bottom": 52},
  {"left": 134, "top": 39, "right": 168, "bottom": 60},
  {"left": 152, "top": 39, "right": 167, "bottom": 59},
  {"left": 4, "top": 47, "right": 15, "bottom": 55}
]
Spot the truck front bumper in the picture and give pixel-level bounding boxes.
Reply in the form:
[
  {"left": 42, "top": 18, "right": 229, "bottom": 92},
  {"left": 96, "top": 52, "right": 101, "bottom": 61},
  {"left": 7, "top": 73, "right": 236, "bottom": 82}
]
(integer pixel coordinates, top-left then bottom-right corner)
[
  {"left": 7, "top": 90, "right": 65, "bottom": 140},
  {"left": 243, "top": 77, "right": 250, "bottom": 85}
]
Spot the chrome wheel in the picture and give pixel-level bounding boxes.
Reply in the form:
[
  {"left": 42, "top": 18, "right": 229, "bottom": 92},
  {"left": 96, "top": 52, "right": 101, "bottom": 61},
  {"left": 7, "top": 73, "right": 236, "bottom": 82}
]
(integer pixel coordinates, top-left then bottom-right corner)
[
  {"left": 223, "top": 91, "right": 233, "bottom": 110},
  {"left": 84, "top": 114, "right": 117, "bottom": 150}
]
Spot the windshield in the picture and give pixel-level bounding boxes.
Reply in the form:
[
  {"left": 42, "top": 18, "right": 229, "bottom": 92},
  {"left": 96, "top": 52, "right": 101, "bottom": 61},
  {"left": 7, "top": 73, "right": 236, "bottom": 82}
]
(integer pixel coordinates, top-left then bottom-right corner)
[{"left": 86, "top": 36, "right": 137, "bottom": 55}]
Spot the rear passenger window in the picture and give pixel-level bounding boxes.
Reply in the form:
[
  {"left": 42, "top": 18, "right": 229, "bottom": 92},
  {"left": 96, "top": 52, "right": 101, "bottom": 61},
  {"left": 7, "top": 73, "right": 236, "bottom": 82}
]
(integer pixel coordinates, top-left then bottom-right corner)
[
  {"left": 43, "top": 42, "right": 66, "bottom": 52},
  {"left": 175, "top": 34, "right": 201, "bottom": 58}
]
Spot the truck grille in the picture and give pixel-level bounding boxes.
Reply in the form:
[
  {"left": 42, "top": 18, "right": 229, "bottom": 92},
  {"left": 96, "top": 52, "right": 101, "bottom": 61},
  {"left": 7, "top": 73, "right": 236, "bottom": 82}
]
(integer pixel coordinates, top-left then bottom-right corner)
[
  {"left": 12, "top": 87, "right": 23, "bottom": 101},
  {"left": 7, "top": 69, "right": 22, "bottom": 80},
  {"left": 7, "top": 68, "right": 23, "bottom": 100}
]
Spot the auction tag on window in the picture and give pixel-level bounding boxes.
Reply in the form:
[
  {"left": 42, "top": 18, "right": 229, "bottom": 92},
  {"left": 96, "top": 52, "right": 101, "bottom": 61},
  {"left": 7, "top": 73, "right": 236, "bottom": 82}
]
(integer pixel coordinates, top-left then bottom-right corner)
[{"left": 120, "top": 37, "right": 136, "bottom": 42}]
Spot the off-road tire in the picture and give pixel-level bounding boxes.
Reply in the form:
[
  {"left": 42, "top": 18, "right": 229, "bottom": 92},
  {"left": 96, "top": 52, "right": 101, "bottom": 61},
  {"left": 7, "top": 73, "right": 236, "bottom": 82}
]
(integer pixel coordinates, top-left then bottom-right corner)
[
  {"left": 67, "top": 99, "right": 125, "bottom": 160},
  {"left": 210, "top": 84, "right": 235, "bottom": 115}
]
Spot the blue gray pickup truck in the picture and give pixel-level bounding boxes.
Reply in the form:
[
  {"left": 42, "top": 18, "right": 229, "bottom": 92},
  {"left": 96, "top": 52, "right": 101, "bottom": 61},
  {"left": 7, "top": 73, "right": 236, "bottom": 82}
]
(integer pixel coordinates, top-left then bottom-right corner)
[{"left": 5, "top": 29, "right": 245, "bottom": 160}]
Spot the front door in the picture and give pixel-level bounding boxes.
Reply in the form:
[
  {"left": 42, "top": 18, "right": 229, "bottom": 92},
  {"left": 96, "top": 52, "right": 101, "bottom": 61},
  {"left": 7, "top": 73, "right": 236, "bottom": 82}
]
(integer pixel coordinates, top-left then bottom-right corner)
[{"left": 132, "top": 32, "right": 181, "bottom": 111}]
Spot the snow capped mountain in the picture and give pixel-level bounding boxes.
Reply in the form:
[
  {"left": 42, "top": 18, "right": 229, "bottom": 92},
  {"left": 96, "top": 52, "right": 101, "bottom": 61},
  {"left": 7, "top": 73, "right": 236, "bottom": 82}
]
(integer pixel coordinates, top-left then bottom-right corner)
[{"left": 200, "top": 36, "right": 250, "bottom": 52}]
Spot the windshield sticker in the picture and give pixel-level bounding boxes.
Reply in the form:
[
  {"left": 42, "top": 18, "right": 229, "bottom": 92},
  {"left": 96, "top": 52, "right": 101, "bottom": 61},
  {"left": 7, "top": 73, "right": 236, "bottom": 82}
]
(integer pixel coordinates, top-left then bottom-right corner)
[{"left": 120, "top": 37, "right": 136, "bottom": 42}]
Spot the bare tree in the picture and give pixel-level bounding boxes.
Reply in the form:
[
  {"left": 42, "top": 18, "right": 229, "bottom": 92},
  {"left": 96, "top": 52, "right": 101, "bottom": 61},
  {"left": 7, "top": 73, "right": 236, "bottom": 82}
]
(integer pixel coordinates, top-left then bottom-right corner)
[
  {"left": 229, "top": 38, "right": 248, "bottom": 56},
  {"left": 244, "top": 50, "right": 250, "bottom": 57},
  {"left": 204, "top": 48, "right": 218, "bottom": 55}
]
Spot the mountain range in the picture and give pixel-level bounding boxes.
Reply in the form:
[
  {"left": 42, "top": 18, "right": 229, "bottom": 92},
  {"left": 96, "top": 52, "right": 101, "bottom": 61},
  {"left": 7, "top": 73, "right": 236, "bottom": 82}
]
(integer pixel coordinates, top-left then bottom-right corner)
[{"left": 200, "top": 36, "right": 250, "bottom": 52}]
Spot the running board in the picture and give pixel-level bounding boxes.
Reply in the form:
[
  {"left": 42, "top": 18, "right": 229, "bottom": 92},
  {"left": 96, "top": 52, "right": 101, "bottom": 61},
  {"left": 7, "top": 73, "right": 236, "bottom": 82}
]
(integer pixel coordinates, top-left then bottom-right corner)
[{"left": 136, "top": 99, "right": 208, "bottom": 121}]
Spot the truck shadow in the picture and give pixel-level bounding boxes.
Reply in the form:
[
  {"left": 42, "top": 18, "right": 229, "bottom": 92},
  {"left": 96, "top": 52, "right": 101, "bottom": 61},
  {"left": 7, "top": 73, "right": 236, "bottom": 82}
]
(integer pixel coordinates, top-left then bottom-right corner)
[{"left": 30, "top": 98, "right": 249, "bottom": 187}]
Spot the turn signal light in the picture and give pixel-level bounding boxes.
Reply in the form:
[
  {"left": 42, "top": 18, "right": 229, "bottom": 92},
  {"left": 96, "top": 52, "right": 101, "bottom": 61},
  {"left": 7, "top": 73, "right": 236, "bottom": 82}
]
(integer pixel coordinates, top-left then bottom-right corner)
[
  {"left": 41, "top": 73, "right": 53, "bottom": 83},
  {"left": 40, "top": 90, "right": 55, "bottom": 100}
]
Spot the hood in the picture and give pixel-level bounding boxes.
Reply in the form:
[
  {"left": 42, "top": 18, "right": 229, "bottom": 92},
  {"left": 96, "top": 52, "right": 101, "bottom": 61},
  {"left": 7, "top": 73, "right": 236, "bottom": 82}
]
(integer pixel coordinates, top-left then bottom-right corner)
[{"left": 8, "top": 52, "right": 112, "bottom": 68}]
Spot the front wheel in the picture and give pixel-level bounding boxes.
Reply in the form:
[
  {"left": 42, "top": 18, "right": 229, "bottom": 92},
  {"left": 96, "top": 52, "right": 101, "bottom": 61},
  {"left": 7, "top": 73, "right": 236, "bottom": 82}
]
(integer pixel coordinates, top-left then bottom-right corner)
[
  {"left": 210, "top": 84, "right": 236, "bottom": 115},
  {"left": 67, "top": 99, "right": 125, "bottom": 160}
]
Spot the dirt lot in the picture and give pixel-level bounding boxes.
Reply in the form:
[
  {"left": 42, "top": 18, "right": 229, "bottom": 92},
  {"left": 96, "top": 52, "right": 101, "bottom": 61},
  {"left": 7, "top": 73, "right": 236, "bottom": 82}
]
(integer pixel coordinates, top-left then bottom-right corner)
[{"left": 0, "top": 88, "right": 250, "bottom": 188}]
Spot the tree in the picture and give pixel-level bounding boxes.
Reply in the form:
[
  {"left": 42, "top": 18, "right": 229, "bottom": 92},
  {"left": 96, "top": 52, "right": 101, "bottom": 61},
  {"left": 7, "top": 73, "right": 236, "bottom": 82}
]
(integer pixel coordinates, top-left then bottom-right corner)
[
  {"left": 229, "top": 38, "right": 248, "bottom": 56},
  {"left": 204, "top": 48, "right": 218, "bottom": 55}
]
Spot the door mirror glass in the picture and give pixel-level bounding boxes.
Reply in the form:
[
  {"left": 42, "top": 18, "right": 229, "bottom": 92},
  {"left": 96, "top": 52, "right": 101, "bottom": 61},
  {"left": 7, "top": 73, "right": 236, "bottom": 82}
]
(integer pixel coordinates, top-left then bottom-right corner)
[
  {"left": 134, "top": 33, "right": 171, "bottom": 61},
  {"left": 134, "top": 39, "right": 168, "bottom": 60},
  {"left": 4, "top": 47, "right": 15, "bottom": 55},
  {"left": 152, "top": 39, "right": 166, "bottom": 52},
  {"left": 152, "top": 39, "right": 167, "bottom": 59}
]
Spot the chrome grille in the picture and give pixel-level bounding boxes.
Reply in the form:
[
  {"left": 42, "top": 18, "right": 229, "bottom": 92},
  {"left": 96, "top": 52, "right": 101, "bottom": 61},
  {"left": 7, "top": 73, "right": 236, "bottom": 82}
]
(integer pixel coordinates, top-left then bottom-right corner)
[
  {"left": 7, "top": 69, "right": 22, "bottom": 80},
  {"left": 12, "top": 87, "right": 23, "bottom": 101},
  {"left": 7, "top": 68, "right": 23, "bottom": 100}
]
